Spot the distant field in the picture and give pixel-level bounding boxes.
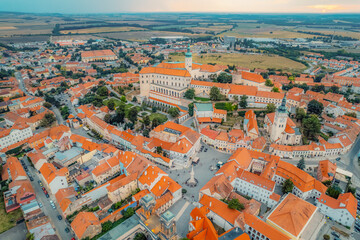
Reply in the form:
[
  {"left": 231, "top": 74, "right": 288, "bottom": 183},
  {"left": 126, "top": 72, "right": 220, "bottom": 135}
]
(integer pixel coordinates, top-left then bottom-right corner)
[
  {"left": 60, "top": 27, "right": 146, "bottom": 34},
  {"left": 97, "top": 30, "right": 210, "bottom": 42},
  {"left": 186, "top": 24, "right": 233, "bottom": 34},
  {"left": 217, "top": 23, "right": 317, "bottom": 39},
  {"left": 297, "top": 28, "right": 360, "bottom": 40},
  {"left": 168, "top": 53, "right": 306, "bottom": 72}
]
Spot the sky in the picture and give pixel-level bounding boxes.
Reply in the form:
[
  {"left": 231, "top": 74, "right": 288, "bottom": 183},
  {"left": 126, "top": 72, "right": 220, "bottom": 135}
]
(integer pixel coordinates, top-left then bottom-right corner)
[{"left": 1, "top": 0, "right": 360, "bottom": 14}]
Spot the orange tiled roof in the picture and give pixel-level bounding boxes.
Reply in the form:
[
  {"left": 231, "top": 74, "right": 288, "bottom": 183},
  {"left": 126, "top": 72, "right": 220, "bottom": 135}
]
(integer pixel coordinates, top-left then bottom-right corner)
[
  {"left": 241, "top": 71, "right": 265, "bottom": 83},
  {"left": 140, "top": 66, "right": 191, "bottom": 77},
  {"left": 267, "top": 193, "right": 317, "bottom": 237},
  {"left": 71, "top": 212, "right": 100, "bottom": 239},
  {"left": 318, "top": 192, "right": 357, "bottom": 219}
]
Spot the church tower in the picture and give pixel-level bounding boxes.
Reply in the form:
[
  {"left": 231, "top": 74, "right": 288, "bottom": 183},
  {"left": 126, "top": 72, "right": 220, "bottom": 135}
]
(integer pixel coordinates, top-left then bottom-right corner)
[
  {"left": 185, "top": 43, "right": 192, "bottom": 72},
  {"left": 270, "top": 96, "right": 288, "bottom": 142},
  {"left": 158, "top": 211, "right": 177, "bottom": 240}
]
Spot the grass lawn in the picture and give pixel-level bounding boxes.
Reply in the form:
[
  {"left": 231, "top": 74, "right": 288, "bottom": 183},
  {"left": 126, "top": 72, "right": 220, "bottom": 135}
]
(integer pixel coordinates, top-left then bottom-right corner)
[
  {"left": 149, "top": 113, "right": 168, "bottom": 123},
  {"left": 0, "top": 196, "right": 23, "bottom": 234},
  {"left": 168, "top": 52, "right": 306, "bottom": 72},
  {"left": 194, "top": 97, "right": 210, "bottom": 102},
  {"left": 103, "top": 98, "right": 123, "bottom": 107}
]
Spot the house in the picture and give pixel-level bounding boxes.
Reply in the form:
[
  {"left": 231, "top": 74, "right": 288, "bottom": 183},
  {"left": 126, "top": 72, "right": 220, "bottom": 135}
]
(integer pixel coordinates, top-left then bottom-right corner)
[
  {"left": 266, "top": 193, "right": 323, "bottom": 240},
  {"left": 194, "top": 102, "right": 227, "bottom": 124},
  {"left": 26, "top": 216, "right": 59, "bottom": 240},
  {"left": 317, "top": 160, "right": 337, "bottom": 182},
  {"left": 81, "top": 50, "right": 118, "bottom": 63},
  {"left": 27, "top": 148, "right": 47, "bottom": 171},
  {"left": 187, "top": 206, "right": 251, "bottom": 240},
  {"left": 71, "top": 212, "right": 102, "bottom": 239},
  {"left": 316, "top": 193, "right": 357, "bottom": 227},
  {"left": 39, "top": 163, "right": 69, "bottom": 194}
]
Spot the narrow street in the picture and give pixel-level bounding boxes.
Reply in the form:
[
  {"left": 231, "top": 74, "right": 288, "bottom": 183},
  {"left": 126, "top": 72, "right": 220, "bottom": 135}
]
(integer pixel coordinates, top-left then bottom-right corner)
[{"left": 22, "top": 156, "right": 74, "bottom": 240}]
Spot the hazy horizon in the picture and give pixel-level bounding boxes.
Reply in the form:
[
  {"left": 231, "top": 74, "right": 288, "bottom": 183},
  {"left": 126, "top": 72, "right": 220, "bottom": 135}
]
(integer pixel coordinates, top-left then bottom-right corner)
[{"left": 1, "top": 0, "right": 360, "bottom": 14}]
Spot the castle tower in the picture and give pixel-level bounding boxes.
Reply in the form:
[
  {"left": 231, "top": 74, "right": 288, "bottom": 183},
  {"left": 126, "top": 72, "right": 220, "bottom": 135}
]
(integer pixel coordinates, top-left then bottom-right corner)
[
  {"left": 158, "top": 211, "right": 177, "bottom": 240},
  {"left": 270, "top": 96, "right": 288, "bottom": 142},
  {"left": 185, "top": 43, "right": 192, "bottom": 72}
]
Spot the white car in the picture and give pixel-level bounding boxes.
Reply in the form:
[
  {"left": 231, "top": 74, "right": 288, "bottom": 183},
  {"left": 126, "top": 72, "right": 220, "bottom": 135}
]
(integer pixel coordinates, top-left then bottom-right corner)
[{"left": 38, "top": 202, "right": 43, "bottom": 208}]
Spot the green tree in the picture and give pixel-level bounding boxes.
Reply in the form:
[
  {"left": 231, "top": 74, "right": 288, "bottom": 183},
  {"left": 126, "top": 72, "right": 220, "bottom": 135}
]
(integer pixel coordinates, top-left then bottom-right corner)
[
  {"left": 239, "top": 95, "right": 248, "bottom": 108},
  {"left": 156, "top": 146, "right": 163, "bottom": 154},
  {"left": 297, "top": 157, "right": 306, "bottom": 170},
  {"left": 326, "top": 185, "right": 342, "bottom": 199},
  {"left": 188, "top": 103, "right": 194, "bottom": 117},
  {"left": 143, "top": 115, "right": 151, "bottom": 127},
  {"left": 107, "top": 99, "right": 116, "bottom": 111},
  {"left": 184, "top": 88, "right": 195, "bottom": 99},
  {"left": 104, "top": 113, "right": 112, "bottom": 123},
  {"left": 43, "top": 102, "right": 52, "bottom": 109},
  {"left": 120, "top": 95, "right": 127, "bottom": 103},
  {"left": 345, "top": 112, "right": 357, "bottom": 118},
  {"left": 168, "top": 107, "right": 180, "bottom": 118},
  {"left": 295, "top": 108, "right": 306, "bottom": 122},
  {"left": 152, "top": 106, "right": 157, "bottom": 113},
  {"left": 152, "top": 118, "right": 160, "bottom": 129},
  {"left": 216, "top": 72, "right": 232, "bottom": 83},
  {"left": 228, "top": 198, "right": 245, "bottom": 211},
  {"left": 132, "top": 96, "right": 138, "bottom": 102},
  {"left": 210, "top": 86, "right": 222, "bottom": 101},
  {"left": 265, "top": 79, "right": 274, "bottom": 87},
  {"left": 128, "top": 107, "right": 138, "bottom": 123},
  {"left": 123, "top": 207, "right": 135, "bottom": 219},
  {"left": 302, "top": 115, "right": 321, "bottom": 140},
  {"left": 282, "top": 179, "right": 294, "bottom": 194},
  {"left": 101, "top": 221, "right": 112, "bottom": 232},
  {"left": 134, "top": 233, "right": 147, "bottom": 240},
  {"left": 307, "top": 100, "right": 323, "bottom": 116},
  {"left": 266, "top": 103, "right": 276, "bottom": 113},
  {"left": 323, "top": 234, "right": 330, "bottom": 240},
  {"left": 97, "top": 86, "right": 108, "bottom": 96},
  {"left": 143, "top": 129, "right": 150, "bottom": 138},
  {"left": 271, "top": 87, "right": 280, "bottom": 93}
]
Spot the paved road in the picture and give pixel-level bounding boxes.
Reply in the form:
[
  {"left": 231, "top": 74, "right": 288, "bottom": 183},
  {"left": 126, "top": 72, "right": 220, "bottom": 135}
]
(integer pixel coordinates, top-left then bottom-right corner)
[
  {"left": 23, "top": 157, "right": 74, "bottom": 240},
  {"left": 0, "top": 222, "right": 28, "bottom": 240},
  {"left": 15, "top": 72, "right": 31, "bottom": 96}
]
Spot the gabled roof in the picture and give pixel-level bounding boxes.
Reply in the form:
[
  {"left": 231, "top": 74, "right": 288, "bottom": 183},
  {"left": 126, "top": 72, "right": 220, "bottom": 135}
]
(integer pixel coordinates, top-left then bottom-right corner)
[
  {"left": 71, "top": 212, "right": 100, "bottom": 239},
  {"left": 318, "top": 192, "right": 357, "bottom": 219}
]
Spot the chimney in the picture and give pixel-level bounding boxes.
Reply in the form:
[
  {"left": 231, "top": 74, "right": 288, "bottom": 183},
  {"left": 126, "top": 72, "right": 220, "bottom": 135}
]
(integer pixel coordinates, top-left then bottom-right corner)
[{"left": 209, "top": 201, "right": 212, "bottom": 207}]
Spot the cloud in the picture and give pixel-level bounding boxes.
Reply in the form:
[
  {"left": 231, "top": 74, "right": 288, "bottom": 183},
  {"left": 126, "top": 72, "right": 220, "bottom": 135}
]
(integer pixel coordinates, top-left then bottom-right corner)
[{"left": 307, "top": 4, "right": 347, "bottom": 13}]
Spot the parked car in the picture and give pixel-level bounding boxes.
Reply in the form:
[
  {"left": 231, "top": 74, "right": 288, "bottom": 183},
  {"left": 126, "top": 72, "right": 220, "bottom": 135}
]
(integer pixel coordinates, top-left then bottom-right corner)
[
  {"left": 57, "top": 215, "right": 62, "bottom": 220},
  {"left": 336, "top": 157, "right": 341, "bottom": 161},
  {"left": 42, "top": 187, "right": 45, "bottom": 191},
  {"left": 65, "top": 228, "right": 70, "bottom": 233},
  {"left": 45, "top": 194, "right": 49, "bottom": 198},
  {"left": 331, "top": 232, "right": 340, "bottom": 238},
  {"left": 29, "top": 176, "right": 34, "bottom": 181},
  {"left": 38, "top": 202, "right": 43, "bottom": 208}
]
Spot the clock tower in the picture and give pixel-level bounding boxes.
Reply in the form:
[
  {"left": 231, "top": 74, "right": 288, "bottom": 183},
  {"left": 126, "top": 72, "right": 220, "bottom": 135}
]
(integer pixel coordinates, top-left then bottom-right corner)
[
  {"left": 185, "top": 44, "right": 192, "bottom": 72},
  {"left": 270, "top": 96, "right": 288, "bottom": 142}
]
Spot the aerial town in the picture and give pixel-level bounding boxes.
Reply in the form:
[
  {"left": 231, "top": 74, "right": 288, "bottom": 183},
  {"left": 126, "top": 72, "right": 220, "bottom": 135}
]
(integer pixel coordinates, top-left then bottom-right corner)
[{"left": 1, "top": 11, "right": 360, "bottom": 240}]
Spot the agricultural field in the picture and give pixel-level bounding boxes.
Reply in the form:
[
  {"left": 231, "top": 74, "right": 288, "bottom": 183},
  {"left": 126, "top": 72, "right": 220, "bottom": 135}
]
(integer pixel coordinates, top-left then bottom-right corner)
[
  {"left": 295, "top": 27, "right": 360, "bottom": 40},
  {"left": 168, "top": 53, "right": 306, "bottom": 72},
  {"left": 185, "top": 24, "right": 233, "bottom": 34},
  {"left": 217, "top": 23, "right": 317, "bottom": 39},
  {"left": 97, "top": 30, "right": 210, "bottom": 42},
  {"left": 60, "top": 26, "right": 147, "bottom": 34}
]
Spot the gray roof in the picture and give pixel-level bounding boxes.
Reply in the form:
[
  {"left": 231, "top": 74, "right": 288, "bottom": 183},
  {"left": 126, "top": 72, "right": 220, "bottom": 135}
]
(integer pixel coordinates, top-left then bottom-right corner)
[
  {"left": 98, "top": 215, "right": 141, "bottom": 240},
  {"left": 195, "top": 102, "right": 213, "bottom": 112}
]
